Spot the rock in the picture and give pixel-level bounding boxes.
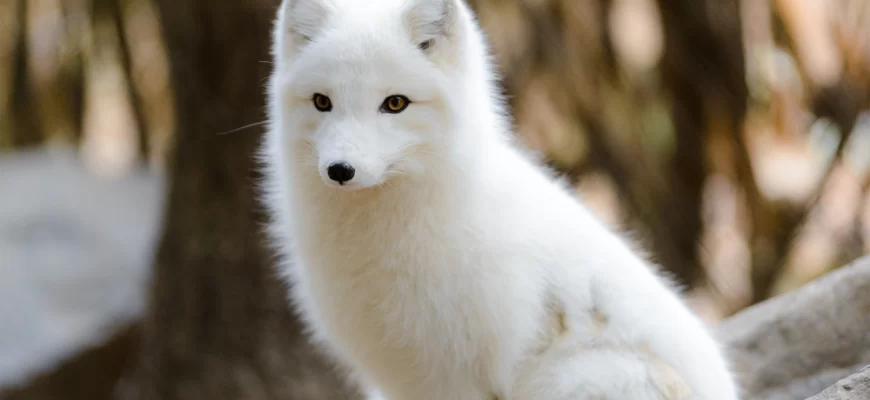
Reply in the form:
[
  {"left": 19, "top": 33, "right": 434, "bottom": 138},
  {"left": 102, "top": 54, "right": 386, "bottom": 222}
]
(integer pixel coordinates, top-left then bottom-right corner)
[
  {"left": 716, "top": 257, "right": 870, "bottom": 400},
  {"left": 0, "top": 146, "right": 165, "bottom": 390},
  {"left": 805, "top": 365, "right": 870, "bottom": 400}
]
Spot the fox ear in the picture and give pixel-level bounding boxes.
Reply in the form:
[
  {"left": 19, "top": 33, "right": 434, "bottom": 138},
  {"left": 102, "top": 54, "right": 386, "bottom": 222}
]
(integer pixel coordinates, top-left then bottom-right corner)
[
  {"left": 278, "top": 0, "right": 331, "bottom": 49},
  {"left": 405, "top": 0, "right": 458, "bottom": 52}
]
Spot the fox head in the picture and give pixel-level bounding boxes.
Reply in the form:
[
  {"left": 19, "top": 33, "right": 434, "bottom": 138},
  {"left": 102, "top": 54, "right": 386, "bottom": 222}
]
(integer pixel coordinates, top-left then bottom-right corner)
[{"left": 268, "top": 0, "right": 502, "bottom": 190}]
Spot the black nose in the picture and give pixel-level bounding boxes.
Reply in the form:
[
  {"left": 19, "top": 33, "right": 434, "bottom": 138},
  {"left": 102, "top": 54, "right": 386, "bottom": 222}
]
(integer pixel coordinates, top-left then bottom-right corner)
[{"left": 327, "top": 162, "right": 355, "bottom": 184}]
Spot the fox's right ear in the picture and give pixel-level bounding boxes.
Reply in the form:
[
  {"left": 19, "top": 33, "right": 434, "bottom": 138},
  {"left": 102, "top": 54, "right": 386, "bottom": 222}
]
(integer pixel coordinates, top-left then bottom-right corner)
[
  {"left": 275, "top": 0, "right": 331, "bottom": 57},
  {"left": 406, "top": 0, "right": 458, "bottom": 48}
]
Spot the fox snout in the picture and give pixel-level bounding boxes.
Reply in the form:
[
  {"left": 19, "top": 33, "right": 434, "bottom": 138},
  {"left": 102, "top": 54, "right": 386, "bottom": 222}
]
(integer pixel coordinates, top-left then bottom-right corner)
[
  {"left": 317, "top": 153, "right": 384, "bottom": 189},
  {"left": 314, "top": 127, "right": 396, "bottom": 189},
  {"left": 325, "top": 162, "right": 355, "bottom": 185}
]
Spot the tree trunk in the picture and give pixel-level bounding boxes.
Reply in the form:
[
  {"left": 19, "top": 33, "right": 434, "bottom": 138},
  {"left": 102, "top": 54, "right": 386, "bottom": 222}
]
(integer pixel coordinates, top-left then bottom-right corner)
[
  {"left": 8, "top": 0, "right": 43, "bottom": 148},
  {"left": 124, "top": 0, "right": 357, "bottom": 399},
  {"left": 654, "top": 0, "right": 748, "bottom": 289}
]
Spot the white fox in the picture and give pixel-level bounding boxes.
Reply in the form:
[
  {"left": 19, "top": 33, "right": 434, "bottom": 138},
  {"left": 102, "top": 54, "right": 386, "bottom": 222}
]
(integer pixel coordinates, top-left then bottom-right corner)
[{"left": 260, "top": 0, "right": 740, "bottom": 399}]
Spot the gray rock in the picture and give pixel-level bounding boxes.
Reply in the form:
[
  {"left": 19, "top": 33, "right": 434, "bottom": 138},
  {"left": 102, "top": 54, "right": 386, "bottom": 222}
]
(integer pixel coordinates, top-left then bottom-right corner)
[
  {"left": 805, "top": 365, "right": 870, "bottom": 400},
  {"left": 0, "top": 146, "right": 165, "bottom": 389},
  {"left": 716, "top": 257, "right": 870, "bottom": 400}
]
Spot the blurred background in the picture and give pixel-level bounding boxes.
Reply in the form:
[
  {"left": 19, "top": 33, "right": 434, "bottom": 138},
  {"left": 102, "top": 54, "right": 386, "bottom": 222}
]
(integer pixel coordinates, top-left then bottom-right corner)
[{"left": 0, "top": 0, "right": 868, "bottom": 399}]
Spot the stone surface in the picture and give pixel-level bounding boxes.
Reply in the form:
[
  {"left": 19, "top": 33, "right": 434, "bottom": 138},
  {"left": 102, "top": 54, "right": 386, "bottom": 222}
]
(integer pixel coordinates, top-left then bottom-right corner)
[
  {"left": 0, "top": 146, "right": 164, "bottom": 389},
  {"left": 716, "top": 257, "right": 870, "bottom": 400},
  {"left": 805, "top": 365, "right": 870, "bottom": 400}
]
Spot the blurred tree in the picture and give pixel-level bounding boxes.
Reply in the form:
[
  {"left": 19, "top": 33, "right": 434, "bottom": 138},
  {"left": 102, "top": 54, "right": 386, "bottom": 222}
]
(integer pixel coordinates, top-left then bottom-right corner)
[
  {"left": 654, "top": 0, "right": 747, "bottom": 291},
  {"left": 121, "top": 0, "right": 356, "bottom": 399},
  {"left": 95, "top": 0, "right": 148, "bottom": 161},
  {"left": 6, "top": 0, "right": 43, "bottom": 148},
  {"left": 743, "top": 0, "right": 867, "bottom": 304}
]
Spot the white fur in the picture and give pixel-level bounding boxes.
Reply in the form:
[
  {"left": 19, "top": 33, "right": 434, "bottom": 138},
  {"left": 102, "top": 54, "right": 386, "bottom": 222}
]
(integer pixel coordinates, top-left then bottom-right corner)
[{"left": 260, "top": 0, "right": 740, "bottom": 399}]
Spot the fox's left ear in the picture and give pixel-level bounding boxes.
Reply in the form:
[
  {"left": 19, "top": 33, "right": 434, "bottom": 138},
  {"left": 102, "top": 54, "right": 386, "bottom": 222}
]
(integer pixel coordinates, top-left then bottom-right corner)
[{"left": 405, "top": 0, "right": 458, "bottom": 53}]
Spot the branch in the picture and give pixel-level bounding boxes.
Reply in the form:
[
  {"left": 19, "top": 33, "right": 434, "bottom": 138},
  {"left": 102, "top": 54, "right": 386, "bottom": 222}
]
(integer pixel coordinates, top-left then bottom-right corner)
[
  {"left": 718, "top": 256, "right": 870, "bottom": 399},
  {"left": 805, "top": 365, "right": 870, "bottom": 400}
]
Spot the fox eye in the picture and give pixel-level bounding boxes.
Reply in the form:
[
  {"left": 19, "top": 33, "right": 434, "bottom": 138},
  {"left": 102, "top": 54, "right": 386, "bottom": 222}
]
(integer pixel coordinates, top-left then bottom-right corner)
[
  {"left": 381, "top": 95, "right": 410, "bottom": 114},
  {"left": 419, "top": 39, "right": 434, "bottom": 51},
  {"left": 312, "top": 93, "right": 332, "bottom": 112}
]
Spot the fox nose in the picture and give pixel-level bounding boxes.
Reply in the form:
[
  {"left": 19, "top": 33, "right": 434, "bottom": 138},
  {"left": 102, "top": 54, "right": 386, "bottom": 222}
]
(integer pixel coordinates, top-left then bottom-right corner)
[{"left": 327, "top": 162, "right": 355, "bottom": 184}]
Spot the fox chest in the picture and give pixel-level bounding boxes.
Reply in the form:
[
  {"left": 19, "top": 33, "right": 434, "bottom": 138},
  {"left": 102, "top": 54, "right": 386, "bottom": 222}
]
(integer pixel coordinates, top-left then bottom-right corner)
[{"left": 291, "top": 239, "right": 542, "bottom": 399}]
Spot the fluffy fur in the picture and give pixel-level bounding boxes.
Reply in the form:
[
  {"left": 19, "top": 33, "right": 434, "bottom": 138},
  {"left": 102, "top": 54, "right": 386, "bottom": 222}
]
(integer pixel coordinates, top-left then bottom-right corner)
[{"left": 260, "top": 0, "right": 740, "bottom": 399}]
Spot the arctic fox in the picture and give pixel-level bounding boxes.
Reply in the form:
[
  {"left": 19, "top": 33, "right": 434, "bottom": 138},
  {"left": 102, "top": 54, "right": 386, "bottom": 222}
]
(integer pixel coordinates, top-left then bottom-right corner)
[{"left": 261, "top": 0, "right": 740, "bottom": 399}]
